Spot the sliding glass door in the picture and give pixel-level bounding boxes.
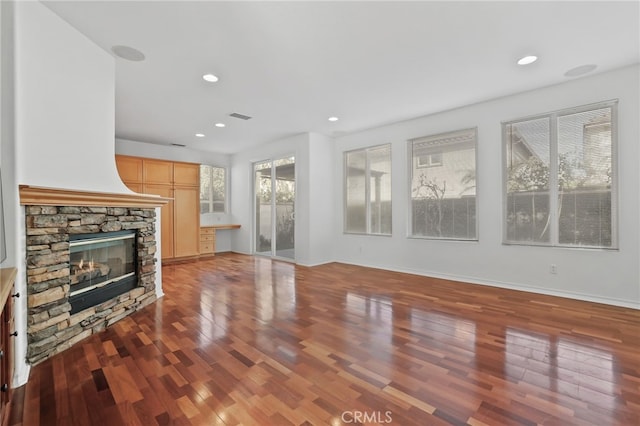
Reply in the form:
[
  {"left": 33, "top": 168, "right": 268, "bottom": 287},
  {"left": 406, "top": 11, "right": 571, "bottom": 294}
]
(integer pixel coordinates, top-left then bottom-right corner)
[
  {"left": 254, "top": 156, "right": 295, "bottom": 260},
  {"left": 255, "top": 162, "right": 273, "bottom": 256}
]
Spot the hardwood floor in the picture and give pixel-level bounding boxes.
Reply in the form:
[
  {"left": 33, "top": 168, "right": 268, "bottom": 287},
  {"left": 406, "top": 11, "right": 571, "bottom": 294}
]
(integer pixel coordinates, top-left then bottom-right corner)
[{"left": 9, "top": 253, "right": 640, "bottom": 425}]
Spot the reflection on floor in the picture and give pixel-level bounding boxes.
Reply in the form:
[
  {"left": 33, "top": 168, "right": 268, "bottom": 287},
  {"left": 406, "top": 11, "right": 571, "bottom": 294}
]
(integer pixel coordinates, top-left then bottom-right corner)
[
  {"left": 275, "top": 248, "right": 295, "bottom": 260},
  {"left": 11, "top": 253, "right": 640, "bottom": 425}
]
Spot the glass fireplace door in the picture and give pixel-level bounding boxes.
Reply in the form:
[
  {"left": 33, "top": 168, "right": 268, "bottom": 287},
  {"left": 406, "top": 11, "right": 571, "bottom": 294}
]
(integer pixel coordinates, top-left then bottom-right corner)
[{"left": 69, "top": 230, "right": 136, "bottom": 313}]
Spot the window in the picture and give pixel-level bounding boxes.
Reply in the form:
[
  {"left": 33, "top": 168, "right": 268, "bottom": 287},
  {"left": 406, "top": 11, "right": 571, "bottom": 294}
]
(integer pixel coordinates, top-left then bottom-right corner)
[
  {"left": 409, "top": 128, "right": 477, "bottom": 240},
  {"left": 200, "top": 165, "right": 226, "bottom": 213},
  {"left": 417, "top": 152, "right": 443, "bottom": 168},
  {"left": 504, "top": 101, "right": 616, "bottom": 248},
  {"left": 344, "top": 144, "right": 392, "bottom": 235}
]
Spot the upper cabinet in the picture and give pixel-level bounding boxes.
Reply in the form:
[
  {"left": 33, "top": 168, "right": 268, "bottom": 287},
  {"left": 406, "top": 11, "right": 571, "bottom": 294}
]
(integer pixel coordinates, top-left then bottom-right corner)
[
  {"left": 144, "top": 159, "right": 174, "bottom": 185},
  {"left": 174, "top": 162, "right": 199, "bottom": 186},
  {"left": 115, "top": 156, "right": 143, "bottom": 186}
]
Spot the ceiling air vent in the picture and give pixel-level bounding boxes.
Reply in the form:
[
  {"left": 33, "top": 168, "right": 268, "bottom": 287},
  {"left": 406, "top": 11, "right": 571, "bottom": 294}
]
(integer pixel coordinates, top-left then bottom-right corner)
[
  {"left": 171, "top": 143, "right": 186, "bottom": 147},
  {"left": 229, "top": 112, "right": 252, "bottom": 121}
]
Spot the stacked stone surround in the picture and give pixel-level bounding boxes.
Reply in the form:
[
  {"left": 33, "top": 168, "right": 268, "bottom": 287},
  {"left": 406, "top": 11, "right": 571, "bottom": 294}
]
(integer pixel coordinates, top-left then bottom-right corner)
[{"left": 25, "top": 205, "right": 158, "bottom": 364}]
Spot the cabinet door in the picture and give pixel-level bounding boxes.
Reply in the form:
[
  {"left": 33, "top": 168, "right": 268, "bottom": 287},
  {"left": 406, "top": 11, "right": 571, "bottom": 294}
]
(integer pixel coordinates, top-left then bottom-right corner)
[
  {"left": 200, "top": 228, "right": 215, "bottom": 255},
  {"left": 124, "top": 182, "right": 143, "bottom": 193},
  {"left": 144, "top": 159, "right": 174, "bottom": 185},
  {"left": 143, "top": 184, "right": 174, "bottom": 260},
  {"left": 174, "top": 186, "right": 200, "bottom": 257},
  {"left": 115, "top": 155, "right": 143, "bottom": 184},
  {"left": 174, "top": 162, "right": 199, "bottom": 186},
  {"left": 0, "top": 307, "right": 6, "bottom": 418},
  {"left": 0, "top": 289, "right": 12, "bottom": 420}
]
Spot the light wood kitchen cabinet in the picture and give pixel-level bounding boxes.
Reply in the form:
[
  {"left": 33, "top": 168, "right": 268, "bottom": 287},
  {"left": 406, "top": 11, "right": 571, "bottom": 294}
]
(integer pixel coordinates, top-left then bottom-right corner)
[
  {"left": 115, "top": 155, "right": 200, "bottom": 262},
  {"left": 115, "top": 156, "right": 143, "bottom": 184},
  {"left": 144, "top": 159, "right": 174, "bottom": 185},
  {"left": 174, "top": 186, "right": 200, "bottom": 257},
  {"left": 123, "top": 182, "right": 143, "bottom": 193},
  {"left": 174, "top": 162, "right": 199, "bottom": 186},
  {"left": 143, "top": 183, "right": 175, "bottom": 259},
  {"left": 200, "top": 227, "right": 215, "bottom": 256},
  {"left": 200, "top": 225, "right": 241, "bottom": 256}
]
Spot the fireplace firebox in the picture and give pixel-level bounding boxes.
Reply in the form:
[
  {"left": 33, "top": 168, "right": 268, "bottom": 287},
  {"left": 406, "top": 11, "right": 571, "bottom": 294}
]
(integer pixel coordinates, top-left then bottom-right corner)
[{"left": 69, "top": 230, "right": 137, "bottom": 314}]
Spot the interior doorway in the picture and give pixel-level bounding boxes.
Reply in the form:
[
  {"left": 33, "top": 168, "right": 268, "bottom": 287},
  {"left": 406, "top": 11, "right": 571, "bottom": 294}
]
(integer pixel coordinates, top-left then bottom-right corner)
[{"left": 254, "top": 156, "right": 295, "bottom": 260}]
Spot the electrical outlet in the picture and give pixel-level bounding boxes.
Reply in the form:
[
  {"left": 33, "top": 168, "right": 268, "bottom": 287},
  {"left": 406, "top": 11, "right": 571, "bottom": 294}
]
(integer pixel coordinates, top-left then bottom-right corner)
[{"left": 550, "top": 264, "right": 557, "bottom": 274}]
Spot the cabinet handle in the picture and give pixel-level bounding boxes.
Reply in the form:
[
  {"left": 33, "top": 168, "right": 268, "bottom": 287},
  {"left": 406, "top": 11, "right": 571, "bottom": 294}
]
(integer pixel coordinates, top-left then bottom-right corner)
[
  {"left": 10, "top": 331, "right": 17, "bottom": 337},
  {"left": 11, "top": 293, "right": 19, "bottom": 298},
  {"left": 1, "top": 384, "right": 7, "bottom": 392},
  {"left": 0, "top": 350, "right": 3, "bottom": 359}
]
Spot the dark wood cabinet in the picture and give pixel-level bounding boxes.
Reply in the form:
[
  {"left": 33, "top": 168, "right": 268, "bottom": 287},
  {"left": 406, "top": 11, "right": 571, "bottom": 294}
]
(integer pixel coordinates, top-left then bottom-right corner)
[{"left": 0, "top": 267, "right": 16, "bottom": 425}]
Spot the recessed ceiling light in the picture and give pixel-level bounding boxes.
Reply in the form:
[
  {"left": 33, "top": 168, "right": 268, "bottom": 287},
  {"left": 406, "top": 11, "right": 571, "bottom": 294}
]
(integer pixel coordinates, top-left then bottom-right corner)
[
  {"left": 328, "top": 116, "right": 339, "bottom": 122},
  {"left": 202, "top": 74, "right": 219, "bottom": 83},
  {"left": 111, "top": 45, "right": 145, "bottom": 61},
  {"left": 215, "top": 123, "right": 226, "bottom": 128},
  {"left": 517, "top": 55, "right": 538, "bottom": 66},
  {"left": 564, "top": 64, "right": 597, "bottom": 78},
  {"left": 195, "top": 133, "right": 205, "bottom": 137}
]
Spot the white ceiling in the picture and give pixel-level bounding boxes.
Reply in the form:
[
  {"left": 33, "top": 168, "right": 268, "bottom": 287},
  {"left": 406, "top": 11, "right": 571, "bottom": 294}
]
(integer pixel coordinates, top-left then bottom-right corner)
[{"left": 43, "top": 1, "right": 640, "bottom": 155}]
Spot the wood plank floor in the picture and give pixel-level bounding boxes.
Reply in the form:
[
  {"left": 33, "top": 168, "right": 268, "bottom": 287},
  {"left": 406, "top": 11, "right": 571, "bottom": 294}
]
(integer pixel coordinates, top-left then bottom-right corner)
[{"left": 9, "top": 253, "right": 640, "bottom": 425}]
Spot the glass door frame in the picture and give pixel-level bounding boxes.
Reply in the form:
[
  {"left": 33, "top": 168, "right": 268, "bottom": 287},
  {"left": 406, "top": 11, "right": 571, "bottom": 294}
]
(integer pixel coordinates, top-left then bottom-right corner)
[{"left": 253, "top": 155, "right": 296, "bottom": 262}]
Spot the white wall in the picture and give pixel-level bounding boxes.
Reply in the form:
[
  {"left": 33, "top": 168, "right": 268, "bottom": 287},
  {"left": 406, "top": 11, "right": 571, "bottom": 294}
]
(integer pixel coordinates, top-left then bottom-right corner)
[
  {"left": 8, "top": 2, "right": 162, "bottom": 386},
  {"left": 1, "top": 0, "right": 26, "bottom": 388},
  {"left": 305, "top": 133, "right": 335, "bottom": 266},
  {"left": 116, "top": 137, "right": 229, "bottom": 168},
  {"left": 231, "top": 134, "right": 304, "bottom": 255},
  {"left": 0, "top": 0, "right": 17, "bottom": 268},
  {"left": 230, "top": 132, "right": 335, "bottom": 266},
  {"left": 333, "top": 65, "right": 640, "bottom": 309},
  {"left": 0, "top": 5, "right": 22, "bottom": 380},
  {"left": 15, "top": 2, "right": 125, "bottom": 194}
]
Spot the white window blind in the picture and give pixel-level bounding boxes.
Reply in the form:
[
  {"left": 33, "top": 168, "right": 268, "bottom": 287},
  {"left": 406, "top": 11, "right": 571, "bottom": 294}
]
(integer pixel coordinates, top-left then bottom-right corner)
[
  {"left": 504, "top": 101, "right": 616, "bottom": 248},
  {"left": 409, "top": 128, "right": 477, "bottom": 240},
  {"left": 344, "top": 145, "right": 392, "bottom": 235}
]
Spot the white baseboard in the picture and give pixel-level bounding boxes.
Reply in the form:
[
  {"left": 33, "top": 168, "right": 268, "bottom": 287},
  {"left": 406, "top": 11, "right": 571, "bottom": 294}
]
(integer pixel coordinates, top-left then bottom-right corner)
[
  {"left": 296, "top": 259, "right": 335, "bottom": 268},
  {"left": 337, "top": 260, "right": 640, "bottom": 310}
]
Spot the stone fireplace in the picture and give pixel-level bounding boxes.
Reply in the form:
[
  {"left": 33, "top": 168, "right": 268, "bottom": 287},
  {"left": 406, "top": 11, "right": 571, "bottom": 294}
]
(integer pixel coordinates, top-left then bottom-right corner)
[{"left": 20, "top": 186, "right": 169, "bottom": 365}]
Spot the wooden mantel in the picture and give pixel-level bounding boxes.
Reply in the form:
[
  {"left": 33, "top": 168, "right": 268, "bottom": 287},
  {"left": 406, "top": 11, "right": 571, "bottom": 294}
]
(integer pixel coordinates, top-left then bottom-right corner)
[{"left": 19, "top": 185, "right": 171, "bottom": 208}]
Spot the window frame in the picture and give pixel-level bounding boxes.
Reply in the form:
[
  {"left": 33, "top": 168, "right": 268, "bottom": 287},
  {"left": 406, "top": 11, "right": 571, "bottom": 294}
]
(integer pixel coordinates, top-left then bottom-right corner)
[
  {"left": 199, "top": 164, "right": 228, "bottom": 214},
  {"left": 407, "top": 127, "right": 479, "bottom": 241},
  {"left": 343, "top": 143, "right": 392, "bottom": 236},
  {"left": 416, "top": 152, "right": 443, "bottom": 168},
  {"left": 501, "top": 99, "right": 618, "bottom": 249}
]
